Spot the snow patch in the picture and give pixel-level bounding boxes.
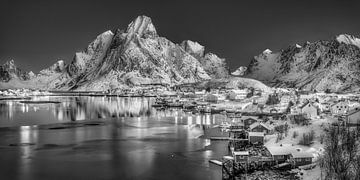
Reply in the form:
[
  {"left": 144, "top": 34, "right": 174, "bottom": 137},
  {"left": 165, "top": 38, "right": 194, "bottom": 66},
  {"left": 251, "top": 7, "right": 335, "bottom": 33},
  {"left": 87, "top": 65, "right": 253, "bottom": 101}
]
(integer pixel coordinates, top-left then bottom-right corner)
[
  {"left": 263, "top": 49, "right": 272, "bottom": 54},
  {"left": 336, "top": 34, "right": 360, "bottom": 48}
]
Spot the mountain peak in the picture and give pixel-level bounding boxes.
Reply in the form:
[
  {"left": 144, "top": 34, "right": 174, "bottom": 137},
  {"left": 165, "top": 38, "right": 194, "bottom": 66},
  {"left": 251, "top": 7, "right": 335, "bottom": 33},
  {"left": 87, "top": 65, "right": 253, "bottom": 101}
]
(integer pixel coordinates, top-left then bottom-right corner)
[
  {"left": 180, "top": 40, "right": 205, "bottom": 58},
  {"left": 263, "top": 49, "right": 272, "bottom": 54},
  {"left": 336, "top": 34, "right": 360, "bottom": 48},
  {"left": 3, "top": 59, "right": 16, "bottom": 69},
  {"left": 126, "top": 15, "right": 157, "bottom": 38}
]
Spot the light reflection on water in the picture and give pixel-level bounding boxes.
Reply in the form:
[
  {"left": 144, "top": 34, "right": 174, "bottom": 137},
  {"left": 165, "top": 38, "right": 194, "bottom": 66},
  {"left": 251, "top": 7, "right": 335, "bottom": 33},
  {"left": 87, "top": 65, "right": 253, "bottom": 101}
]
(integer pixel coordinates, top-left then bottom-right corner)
[
  {"left": 0, "top": 96, "right": 226, "bottom": 127},
  {"left": 0, "top": 96, "right": 228, "bottom": 180}
]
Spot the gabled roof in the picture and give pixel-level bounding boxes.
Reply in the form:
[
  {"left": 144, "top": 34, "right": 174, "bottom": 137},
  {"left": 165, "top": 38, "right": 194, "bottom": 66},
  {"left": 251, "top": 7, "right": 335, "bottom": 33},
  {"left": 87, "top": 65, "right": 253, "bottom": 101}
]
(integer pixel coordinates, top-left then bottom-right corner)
[
  {"left": 300, "top": 101, "right": 316, "bottom": 109},
  {"left": 249, "top": 122, "right": 272, "bottom": 130}
]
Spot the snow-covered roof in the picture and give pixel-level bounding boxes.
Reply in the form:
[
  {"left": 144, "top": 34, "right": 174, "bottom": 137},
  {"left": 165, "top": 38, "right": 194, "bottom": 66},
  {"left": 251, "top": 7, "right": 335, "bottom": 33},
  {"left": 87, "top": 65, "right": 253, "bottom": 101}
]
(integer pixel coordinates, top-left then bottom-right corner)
[
  {"left": 233, "top": 151, "right": 249, "bottom": 156},
  {"left": 266, "top": 146, "right": 297, "bottom": 156}
]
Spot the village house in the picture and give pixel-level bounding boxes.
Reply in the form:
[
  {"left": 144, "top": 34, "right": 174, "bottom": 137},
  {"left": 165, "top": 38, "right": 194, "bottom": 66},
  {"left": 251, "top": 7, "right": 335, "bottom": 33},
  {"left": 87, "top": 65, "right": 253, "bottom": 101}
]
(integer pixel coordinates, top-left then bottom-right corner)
[
  {"left": 300, "top": 102, "right": 318, "bottom": 118},
  {"left": 228, "top": 89, "right": 249, "bottom": 101},
  {"left": 331, "top": 101, "right": 349, "bottom": 115},
  {"left": 266, "top": 146, "right": 296, "bottom": 164},
  {"left": 248, "top": 132, "right": 264, "bottom": 144},
  {"left": 289, "top": 152, "right": 313, "bottom": 167},
  {"left": 345, "top": 108, "right": 360, "bottom": 126},
  {"left": 249, "top": 122, "right": 272, "bottom": 134},
  {"left": 242, "top": 117, "right": 259, "bottom": 129}
]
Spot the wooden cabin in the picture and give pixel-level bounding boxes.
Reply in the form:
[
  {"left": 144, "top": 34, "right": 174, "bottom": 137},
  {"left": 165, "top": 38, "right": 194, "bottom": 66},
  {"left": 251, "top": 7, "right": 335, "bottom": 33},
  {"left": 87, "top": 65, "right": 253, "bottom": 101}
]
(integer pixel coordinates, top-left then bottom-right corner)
[
  {"left": 266, "top": 146, "right": 294, "bottom": 164},
  {"left": 290, "top": 152, "right": 313, "bottom": 167},
  {"left": 249, "top": 122, "right": 272, "bottom": 134},
  {"left": 248, "top": 132, "right": 264, "bottom": 144}
]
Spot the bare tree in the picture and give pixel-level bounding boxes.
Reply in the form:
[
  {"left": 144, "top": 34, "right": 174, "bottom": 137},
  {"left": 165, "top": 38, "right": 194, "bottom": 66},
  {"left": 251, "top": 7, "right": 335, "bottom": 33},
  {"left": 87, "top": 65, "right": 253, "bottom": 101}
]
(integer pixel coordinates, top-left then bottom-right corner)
[{"left": 320, "top": 126, "right": 359, "bottom": 180}]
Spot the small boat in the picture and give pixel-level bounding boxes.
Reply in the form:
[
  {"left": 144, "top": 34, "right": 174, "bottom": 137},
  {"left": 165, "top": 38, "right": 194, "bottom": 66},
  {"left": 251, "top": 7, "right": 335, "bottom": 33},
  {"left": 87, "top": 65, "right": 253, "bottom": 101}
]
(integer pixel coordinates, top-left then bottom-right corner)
[{"left": 209, "top": 160, "right": 223, "bottom": 166}]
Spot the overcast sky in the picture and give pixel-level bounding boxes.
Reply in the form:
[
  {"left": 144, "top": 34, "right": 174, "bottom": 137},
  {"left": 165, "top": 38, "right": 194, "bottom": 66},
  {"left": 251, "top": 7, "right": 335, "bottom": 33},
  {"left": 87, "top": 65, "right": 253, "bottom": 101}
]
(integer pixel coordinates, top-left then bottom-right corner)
[{"left": 1, "top": 0, "right": 360, "bottom": 72}]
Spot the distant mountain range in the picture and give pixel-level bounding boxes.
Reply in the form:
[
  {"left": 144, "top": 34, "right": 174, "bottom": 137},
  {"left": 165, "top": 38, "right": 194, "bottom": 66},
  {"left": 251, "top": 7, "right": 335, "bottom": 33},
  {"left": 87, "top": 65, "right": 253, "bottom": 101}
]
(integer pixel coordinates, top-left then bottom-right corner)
[
  {"left": 2, "top": 15, "right": 360, "bottom": 92},
  {"left": 233, "top": 34, "right": 360, "bottom": 92}
]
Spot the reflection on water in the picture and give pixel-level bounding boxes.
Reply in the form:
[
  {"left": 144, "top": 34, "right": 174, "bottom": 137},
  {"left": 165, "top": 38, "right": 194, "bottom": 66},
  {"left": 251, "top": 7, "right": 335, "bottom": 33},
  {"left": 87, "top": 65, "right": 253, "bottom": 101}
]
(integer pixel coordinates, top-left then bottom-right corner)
[
  {"left": 0, "top": 96, "right": 227, "bottom": 127},
  {"left": 0, "top": 96, "right": 227, "bottom": 180}
]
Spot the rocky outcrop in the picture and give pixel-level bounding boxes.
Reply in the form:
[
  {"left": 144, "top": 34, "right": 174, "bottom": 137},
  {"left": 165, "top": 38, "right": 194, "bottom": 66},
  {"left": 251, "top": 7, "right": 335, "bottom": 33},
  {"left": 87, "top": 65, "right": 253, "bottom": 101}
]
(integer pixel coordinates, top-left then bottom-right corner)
[
  {"left": 0, "top": 60, "right": 31, "bottom": 82},
  {"left": 180, "top": 40, "right": 229, "bottom": 79},
  {"left": 231, "top": 66, "right": 248, "bottom": 76},
  {"left": 244, "top": 34, "right": 360, "bottom": 92},
  {"left": 336, "top": 34, "right": 360, "bottom": 48},
  {"left": 180, "top": 40, "right": 205, "bottom": 58},
  {"left": 39, "top": 60, "right": 66, "bottom": 75},
  {"left": 67, "top": 31, "right": 114, "bottom": 77},
  {"left": 199, "top": 53, "right": 229, "bottom": 79}
]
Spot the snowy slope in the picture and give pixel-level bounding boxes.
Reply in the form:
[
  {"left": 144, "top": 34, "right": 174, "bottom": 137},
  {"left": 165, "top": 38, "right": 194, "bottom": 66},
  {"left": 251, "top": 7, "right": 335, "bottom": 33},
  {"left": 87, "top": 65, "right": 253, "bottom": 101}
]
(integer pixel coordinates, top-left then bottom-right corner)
[{"left": 243, "top": 35, "right": 360, "bottom": 92}]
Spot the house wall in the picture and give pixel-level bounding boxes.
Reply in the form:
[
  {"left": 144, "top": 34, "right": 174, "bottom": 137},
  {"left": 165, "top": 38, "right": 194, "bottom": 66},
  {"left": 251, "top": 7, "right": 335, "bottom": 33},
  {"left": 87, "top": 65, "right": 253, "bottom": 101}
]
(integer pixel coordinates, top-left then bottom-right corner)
[
  {"left": 273, "top": 155, "right": 288, "bottom": 163},
  {"left": 249, "top": 136, "right": 264, "bottom": 144},
  {"left": 331, "top": 102, "right": 349, "bottom": 115},
  {"left": 301, "top": 104, "right": 317, "bottom": 118},
  {"left": 292, "top": 157, "right": 312, "bottom": 167},
  {"left": 348, "top": 111, "right": 360, "bottom": 125}
]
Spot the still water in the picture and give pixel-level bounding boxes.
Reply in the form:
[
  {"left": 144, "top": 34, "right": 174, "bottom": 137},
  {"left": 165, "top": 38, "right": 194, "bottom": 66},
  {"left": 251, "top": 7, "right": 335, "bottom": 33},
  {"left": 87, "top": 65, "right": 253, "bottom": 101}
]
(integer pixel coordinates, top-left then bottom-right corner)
[{"left": 0, "top": 96, "right": 228, "bottom": 180}]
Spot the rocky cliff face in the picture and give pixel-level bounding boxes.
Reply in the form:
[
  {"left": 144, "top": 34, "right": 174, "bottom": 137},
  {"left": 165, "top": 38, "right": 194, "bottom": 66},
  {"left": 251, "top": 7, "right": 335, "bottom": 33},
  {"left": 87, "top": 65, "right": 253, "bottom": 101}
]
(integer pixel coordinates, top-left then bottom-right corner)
[
  {"left": 52, "top": 15, "right": 229, "bottom": 90},
  {"left": 244, "top": 34, "right": 360, "bottom": 92},
  {"left": 39, "top": 60, "right": 66, "bottom": 75},
  {"left": 180, "top": 40, "right": 229, "bottom": 79},
  {"left": 0, "top": 60, "right": 31, "bottom": 82}
]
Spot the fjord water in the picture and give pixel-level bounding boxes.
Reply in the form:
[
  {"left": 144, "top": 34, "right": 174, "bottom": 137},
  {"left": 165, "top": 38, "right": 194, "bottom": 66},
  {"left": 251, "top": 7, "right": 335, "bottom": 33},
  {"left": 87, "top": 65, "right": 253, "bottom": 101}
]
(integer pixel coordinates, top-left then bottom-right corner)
[{"left": 0, "top": 96, "right": 227, "bottom": 180}]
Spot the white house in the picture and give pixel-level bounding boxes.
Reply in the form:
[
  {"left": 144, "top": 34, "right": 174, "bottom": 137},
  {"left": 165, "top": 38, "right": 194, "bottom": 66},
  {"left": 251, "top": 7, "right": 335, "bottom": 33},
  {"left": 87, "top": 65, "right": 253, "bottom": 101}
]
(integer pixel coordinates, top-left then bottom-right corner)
[
  {"left": 331, "top": 101, "right": 349, "bottom": 115},
  {"left": 300, "top": 102, "right": 318, "bottom": 118}
]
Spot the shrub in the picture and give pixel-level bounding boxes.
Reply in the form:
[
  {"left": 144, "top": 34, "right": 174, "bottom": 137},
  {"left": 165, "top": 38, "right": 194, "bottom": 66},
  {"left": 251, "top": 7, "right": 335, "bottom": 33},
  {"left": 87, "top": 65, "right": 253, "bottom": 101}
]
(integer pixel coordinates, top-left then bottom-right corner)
[{"left": 298, "top": 130, "right": 315, "bottom": 146}]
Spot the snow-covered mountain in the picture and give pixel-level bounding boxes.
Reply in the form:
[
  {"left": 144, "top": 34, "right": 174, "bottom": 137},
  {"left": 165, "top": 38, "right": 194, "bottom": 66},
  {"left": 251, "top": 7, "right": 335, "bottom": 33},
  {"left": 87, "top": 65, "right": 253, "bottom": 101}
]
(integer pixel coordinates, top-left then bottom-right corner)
[
  {"left": 0, "top": 60, "right": 67, "bottom": 89},
  {"left": 53, "top": 15, "right": 229, "bottom": 90},
  {"left": 0, "top": 15, "right": 230, "bottom": 91},
  {"left": 242, "top": 34, "right": 360, "bottom": 92},
  {"left": 0, "top": 60, "right": 32, "bottom": 82}
]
